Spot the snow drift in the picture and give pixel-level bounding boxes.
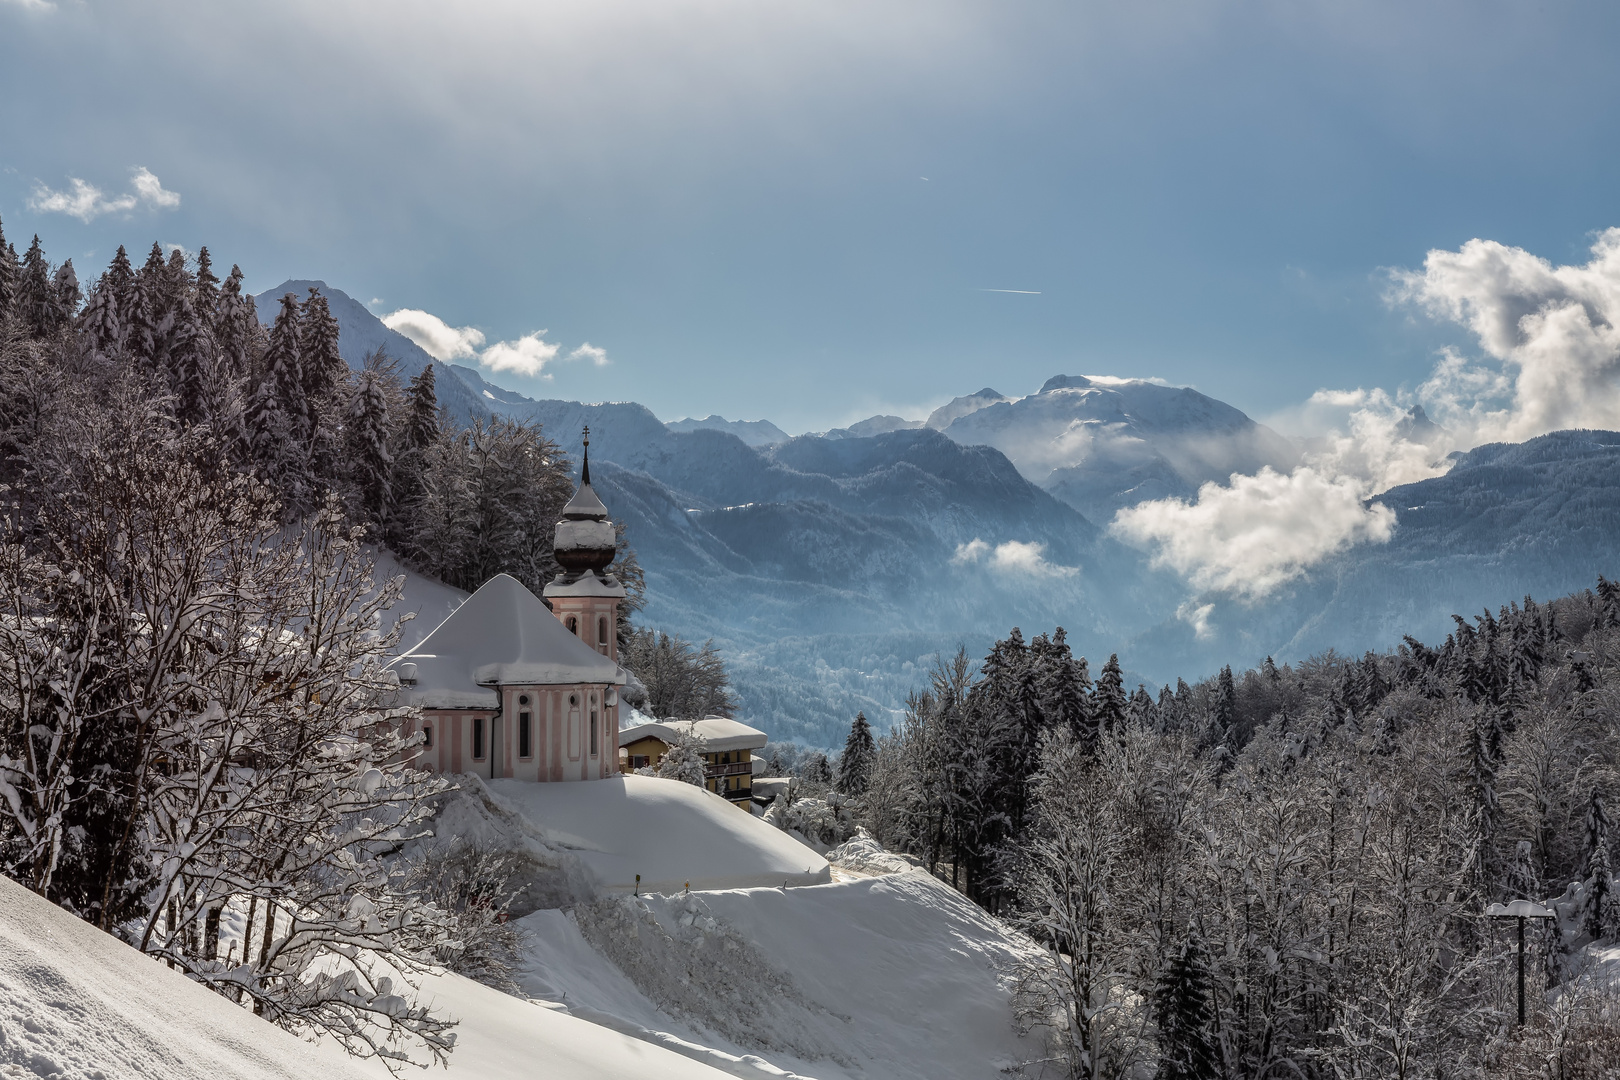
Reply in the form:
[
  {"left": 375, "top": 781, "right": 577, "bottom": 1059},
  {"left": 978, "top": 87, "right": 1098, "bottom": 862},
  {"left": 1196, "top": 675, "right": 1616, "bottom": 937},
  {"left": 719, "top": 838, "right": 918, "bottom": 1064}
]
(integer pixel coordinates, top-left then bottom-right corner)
[{"left": 488, "top": 774, "right": 831, "bottom": 892}]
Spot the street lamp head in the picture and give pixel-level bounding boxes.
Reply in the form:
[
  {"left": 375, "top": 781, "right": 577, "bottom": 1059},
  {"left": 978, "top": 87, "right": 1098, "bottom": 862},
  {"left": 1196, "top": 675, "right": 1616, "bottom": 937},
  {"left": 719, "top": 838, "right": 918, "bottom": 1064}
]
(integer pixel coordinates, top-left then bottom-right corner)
[{"left": 1487, "top": 900, "right": 1556, "bottom": 919}]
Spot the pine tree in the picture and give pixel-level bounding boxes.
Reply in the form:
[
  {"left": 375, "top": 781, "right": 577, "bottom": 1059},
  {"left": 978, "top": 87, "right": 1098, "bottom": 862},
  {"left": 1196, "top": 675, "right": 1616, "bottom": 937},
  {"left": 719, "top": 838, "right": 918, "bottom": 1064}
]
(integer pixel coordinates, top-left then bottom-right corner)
[
  {"left": 299, "top": 288, "right": 344, "bottom": 402},
  {"left": 166, "top": 296, "right": 211, "bottom": 424},
  {"left": 1154, "top": 938, "right": 1220, "bottom": 1080},
  {"left": 1214, "top": 664, "right": 1236, "bottom": 736},
  {"left": 1582, "top": 789, "right": 1615, "bottom": 942},
  {"left": 346, "top": 352, "right": 394, "bottom": 525},
  {"left": 1597, "top": 575, "right": 1620, "bottom": 629},
  {"left": 213, "top": 265, "right": 254, "bottom": 378},
  {"left": 77, "top": 282, "right": 122, "bottom": 360},
  {"left": 1093, "top": 654, "right": 1126, "bottom": 733},
  {"left": 163, "top": 245, "right": 189, "bottom": 313},
  {"left": 0, "top": 216, "right": 18, "bottom": 319},
  {"left": 1041, "top": 628, "right": 1093, "bottom": 746},
  {"left": 193, "top": 246, "right": 219, "bottom": 319},
  {"left": 123, "top": 272, "right": 161, "bottom": 368},
  {"left": 390, "top": 362, "right": 442, "bottom": 525},
  {"left": 52, "top": 259, "right": 80, "bottom": 325},
  {"left": 103, "top": 244, "right": 135, "bottom": 306},
  {"left": 803, "top": 751, "right": 833, "bottom": 786},
  {"left": 248, "top": 293, "right": 308, "bottom": 500},
  {"left": 837, "top": 711, "right": 877, "bottom": 796},
  {"left": 19, "top": 235, "right": 56, "bottom": 338}
]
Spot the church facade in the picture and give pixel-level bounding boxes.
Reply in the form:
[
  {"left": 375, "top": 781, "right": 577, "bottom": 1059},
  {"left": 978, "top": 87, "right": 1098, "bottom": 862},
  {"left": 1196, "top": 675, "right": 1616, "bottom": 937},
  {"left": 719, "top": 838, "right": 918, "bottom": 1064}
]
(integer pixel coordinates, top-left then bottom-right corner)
[{"left": 387, "top": 432, "right": 630, "bottom": 782}]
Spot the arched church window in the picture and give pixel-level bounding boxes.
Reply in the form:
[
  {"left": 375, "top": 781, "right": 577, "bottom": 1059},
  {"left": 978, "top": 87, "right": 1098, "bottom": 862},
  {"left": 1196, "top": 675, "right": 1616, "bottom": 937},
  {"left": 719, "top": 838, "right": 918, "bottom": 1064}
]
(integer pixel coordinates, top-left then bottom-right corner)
[
  {"left": 598, "top": 616, "right": 609, "bottom": 650},
  {"left": 566, "top": 616, "right": 578, "bottom": 635},
  {"left": 423, "top": 724, "right": 432, "bottom": 748}
]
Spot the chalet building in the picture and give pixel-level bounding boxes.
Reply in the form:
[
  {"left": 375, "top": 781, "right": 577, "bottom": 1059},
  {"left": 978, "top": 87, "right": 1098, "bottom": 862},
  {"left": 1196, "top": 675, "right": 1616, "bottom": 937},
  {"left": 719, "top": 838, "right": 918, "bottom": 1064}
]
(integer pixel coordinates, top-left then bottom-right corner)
[
  {"left": 388, "top": 431, "right": 631, "bottom": 781},
  {"left": 619, "top": 718, "right": 768, "bottom": 809}
]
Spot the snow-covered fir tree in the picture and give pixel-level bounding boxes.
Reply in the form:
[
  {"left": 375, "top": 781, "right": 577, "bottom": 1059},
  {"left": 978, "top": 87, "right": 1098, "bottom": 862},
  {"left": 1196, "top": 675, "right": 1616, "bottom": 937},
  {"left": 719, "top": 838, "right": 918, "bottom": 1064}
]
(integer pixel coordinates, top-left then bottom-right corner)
[{"left": 836, "top": 711, "right": 876, "bottom": 796}]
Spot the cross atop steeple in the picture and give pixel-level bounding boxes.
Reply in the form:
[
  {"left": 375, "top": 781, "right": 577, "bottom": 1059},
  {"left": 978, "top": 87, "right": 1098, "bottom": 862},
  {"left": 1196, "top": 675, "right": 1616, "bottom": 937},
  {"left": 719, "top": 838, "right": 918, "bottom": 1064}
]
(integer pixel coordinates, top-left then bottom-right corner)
[{"left": 581, "top": 425, "right": 592, "bottom": 485}]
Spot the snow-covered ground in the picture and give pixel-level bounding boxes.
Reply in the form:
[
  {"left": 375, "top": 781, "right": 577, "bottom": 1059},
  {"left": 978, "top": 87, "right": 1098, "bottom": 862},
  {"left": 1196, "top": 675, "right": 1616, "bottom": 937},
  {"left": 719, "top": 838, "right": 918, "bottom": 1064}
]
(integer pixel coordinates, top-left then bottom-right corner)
[
  {"left": 510, "top": 859, "right": 1043, "bottom": 1080},
  {"left": 3, "top": 789, "right": 1037, "bottom": 1080},
  {"left": 0, "top": 874, "right": 375, "bottom": 1080},
  {"left": 488, "top": 774, "right": 831, "bottom": 892},
  {"left": 0, "top": 873, "right": 739, "bottom": 1080}
]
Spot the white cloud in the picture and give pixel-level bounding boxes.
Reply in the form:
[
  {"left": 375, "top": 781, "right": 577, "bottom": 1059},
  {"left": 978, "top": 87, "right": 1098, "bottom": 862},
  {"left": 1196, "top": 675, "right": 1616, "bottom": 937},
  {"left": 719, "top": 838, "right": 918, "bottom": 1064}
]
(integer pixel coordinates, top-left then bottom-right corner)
[
  {"left": 382, "top": 308, "right": 486, "bottom": 361},
  {"left": 1176, "top": 600, "right": 1215, "bottom": 640},
  {"left": 1391, "top": 228, "right": 1620, "bottom": 443},
  {"left": 1113, "top": 466, "right": 1396, "bottom": 600},
  {"left": 480, "top": 332, "right": 561, "bottom": 378},
  {"left": 951, "top": 538, "right": 991, "bottom": 564},
  {"left": 129, "top": 167, "right": 180, "bottom": 209},
  {"left": 2, "top": 0, "right": 54, "bottom": 11},
  {"left": 1114, "top": 229, "right": 1620, "bottom": 602},
  {"left": 382, "top": 307, "right": 584, "bottom": 379},
  {"left": 952, "top": 537, "right": 1078, "bottom": 578},
  {"left": 28, "top": 179, "right": 135, "bottom": 222},
  {"left": 568, "top": 342, "right": 609, "bottom": 366},
  {"left": 27, "top": 166, "right": 180, "bottom": 222}
]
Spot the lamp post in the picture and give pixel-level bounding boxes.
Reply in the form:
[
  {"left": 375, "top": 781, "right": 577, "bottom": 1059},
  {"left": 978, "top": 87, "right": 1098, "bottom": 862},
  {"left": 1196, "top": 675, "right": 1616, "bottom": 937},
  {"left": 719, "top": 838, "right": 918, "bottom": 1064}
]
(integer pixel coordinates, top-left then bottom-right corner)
[{"left": 1486, "top": 899, "right": 1556, "bottom": 1026}]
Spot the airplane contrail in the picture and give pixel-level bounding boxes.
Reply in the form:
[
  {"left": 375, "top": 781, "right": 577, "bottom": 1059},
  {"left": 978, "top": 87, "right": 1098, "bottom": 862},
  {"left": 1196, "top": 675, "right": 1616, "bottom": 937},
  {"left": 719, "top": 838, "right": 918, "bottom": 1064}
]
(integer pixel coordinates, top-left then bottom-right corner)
[{"left": 978, "top": 288, "right": 1041, "bottom": 294}]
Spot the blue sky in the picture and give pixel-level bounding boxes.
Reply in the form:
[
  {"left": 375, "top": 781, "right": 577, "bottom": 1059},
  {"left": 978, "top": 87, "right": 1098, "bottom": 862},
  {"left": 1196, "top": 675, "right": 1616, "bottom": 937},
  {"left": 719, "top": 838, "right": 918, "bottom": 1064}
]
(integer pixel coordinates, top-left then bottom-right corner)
[{"left": 4, "top": 0, "right": 1619, "bottom": 434}]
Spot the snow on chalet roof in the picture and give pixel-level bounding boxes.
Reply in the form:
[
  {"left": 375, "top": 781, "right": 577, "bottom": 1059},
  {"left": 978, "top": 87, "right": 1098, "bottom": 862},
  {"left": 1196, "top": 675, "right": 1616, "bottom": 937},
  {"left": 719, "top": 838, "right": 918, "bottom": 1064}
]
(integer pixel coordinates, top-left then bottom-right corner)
[
  {"left": 619, "top": 716, "right": 767, "bottom": 754},
  {"left": 389, "top": 573, "right": 625, "bottom": 709}
]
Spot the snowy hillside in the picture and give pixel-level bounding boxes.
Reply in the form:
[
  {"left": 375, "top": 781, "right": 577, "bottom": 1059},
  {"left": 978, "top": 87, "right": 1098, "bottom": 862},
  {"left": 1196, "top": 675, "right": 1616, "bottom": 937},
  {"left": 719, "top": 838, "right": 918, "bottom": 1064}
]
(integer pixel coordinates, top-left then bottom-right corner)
[
  {"left": 0, "top": 875, "right": 379, "bottom": 1080},
  {"left": 0, "top": 859, "right": 777, "bottom": 1080},
  {"left": 489, "top": 775, "right": 831, "bottom": 892},
  {"left": 516, "top": 870, "right": 1043, "bottom": 1080}
]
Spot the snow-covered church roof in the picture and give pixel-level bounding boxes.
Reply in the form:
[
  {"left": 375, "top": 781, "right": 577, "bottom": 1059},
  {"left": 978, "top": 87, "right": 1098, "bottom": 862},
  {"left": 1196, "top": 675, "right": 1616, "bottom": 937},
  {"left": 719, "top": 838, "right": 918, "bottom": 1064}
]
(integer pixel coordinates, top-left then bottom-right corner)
[{"left": 389, "top": 573, "right": 626, "bottom": 709}]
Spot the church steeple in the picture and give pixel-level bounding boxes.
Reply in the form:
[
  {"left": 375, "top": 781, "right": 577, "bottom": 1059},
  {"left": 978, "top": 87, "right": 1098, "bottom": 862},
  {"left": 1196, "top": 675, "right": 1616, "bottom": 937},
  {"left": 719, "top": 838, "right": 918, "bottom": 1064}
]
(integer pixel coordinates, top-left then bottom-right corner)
[{"left": 545, "top": 425, "right": 627, "bottom": 660}]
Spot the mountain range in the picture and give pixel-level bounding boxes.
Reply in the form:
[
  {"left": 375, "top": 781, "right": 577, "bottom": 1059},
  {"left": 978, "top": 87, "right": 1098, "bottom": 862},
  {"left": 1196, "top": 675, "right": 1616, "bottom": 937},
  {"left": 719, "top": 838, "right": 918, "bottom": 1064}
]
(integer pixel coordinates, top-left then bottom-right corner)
[{"left": 256, "top": 280, "right": 1620, "bottom": 745}]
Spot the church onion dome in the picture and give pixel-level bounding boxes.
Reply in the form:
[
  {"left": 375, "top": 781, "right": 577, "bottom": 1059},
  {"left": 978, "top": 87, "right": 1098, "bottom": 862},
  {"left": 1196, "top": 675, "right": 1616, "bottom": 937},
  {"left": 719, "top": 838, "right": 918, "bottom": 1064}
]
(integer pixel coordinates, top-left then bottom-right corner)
[{"left": 554, "top": 427, "right": 618, "bottom": 575}]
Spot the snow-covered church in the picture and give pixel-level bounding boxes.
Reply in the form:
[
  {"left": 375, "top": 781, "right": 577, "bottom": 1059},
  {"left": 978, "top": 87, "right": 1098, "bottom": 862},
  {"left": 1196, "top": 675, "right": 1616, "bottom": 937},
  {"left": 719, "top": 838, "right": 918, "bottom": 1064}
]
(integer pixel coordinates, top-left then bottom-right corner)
[{"left": 387, "top": 431, "right": 631, "bottom": 781}]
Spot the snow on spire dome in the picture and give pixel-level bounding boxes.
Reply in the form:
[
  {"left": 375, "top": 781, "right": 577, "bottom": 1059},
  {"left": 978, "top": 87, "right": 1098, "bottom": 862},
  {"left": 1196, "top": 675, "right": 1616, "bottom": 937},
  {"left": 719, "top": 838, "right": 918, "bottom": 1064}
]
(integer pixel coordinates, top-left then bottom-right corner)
[{"left": 554, "top": 425, "right": 616, "bottom": 575}]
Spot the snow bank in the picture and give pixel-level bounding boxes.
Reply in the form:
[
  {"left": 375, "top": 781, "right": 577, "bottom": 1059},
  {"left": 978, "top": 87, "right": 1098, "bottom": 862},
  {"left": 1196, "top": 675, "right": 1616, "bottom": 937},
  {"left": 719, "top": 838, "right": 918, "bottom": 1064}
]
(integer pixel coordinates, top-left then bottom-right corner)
[
  {"left": 0, "top": 874, "right": 373, "bottom": 1080},
  {"left": 488, "top": 774, "right": 830, "bottom": 892},
  {"left": 513, "top": 864, "right": 1041, "bottom": 1080},
  {"left": 691, "top": 873, "right": 1039, "bottom": 1080},
  {"left": 0, "top": 874, "right": 735, "bottom": 1080},
  {"left": 379, "top": 965, "right": 734, "bottom": 1080}
]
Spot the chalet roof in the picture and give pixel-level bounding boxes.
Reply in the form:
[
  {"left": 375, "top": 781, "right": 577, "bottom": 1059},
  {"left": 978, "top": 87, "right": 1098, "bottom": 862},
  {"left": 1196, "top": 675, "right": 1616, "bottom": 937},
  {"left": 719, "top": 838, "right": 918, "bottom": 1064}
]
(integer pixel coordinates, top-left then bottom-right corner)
[
  {"left": 619, "top": 717, "right": 768, "bottom": 754},
  {"left": 389, "top": 573, "right": 625, "bottom": 709}
]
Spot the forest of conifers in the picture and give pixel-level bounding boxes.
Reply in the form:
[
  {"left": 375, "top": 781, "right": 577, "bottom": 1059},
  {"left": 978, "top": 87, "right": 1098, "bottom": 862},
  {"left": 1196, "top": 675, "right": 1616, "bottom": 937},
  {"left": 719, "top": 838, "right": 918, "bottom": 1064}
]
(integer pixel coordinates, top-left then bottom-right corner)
[{"left": 811, "top": 590, "right": 1620, "bottom": 1077}]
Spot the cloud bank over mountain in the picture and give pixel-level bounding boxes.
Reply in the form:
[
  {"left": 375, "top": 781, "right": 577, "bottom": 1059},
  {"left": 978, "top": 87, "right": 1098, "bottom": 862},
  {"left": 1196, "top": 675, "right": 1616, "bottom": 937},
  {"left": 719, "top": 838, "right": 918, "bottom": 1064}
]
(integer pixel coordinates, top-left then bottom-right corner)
[
  {"left": 1111, "top": 228, "right": 1620, "bottom": 600},
  {"left": 1397, "top": 228, "right": 1620, "bottom": 443}
]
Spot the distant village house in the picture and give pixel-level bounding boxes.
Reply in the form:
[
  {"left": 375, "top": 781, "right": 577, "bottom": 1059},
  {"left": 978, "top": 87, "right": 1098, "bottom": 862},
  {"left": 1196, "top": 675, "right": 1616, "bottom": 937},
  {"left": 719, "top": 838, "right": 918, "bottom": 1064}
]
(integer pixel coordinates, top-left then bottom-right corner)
[{"left": 619, "top": 717, "right": 768, "bottom": 809}]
